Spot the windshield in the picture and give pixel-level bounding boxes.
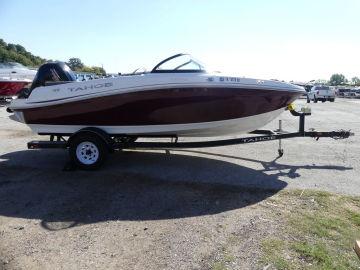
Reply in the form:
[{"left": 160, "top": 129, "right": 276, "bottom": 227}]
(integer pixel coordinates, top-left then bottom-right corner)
[
  {"left": 0, "top": 62, "right": 26, "bottom": 69},
  {"left": 151, "top": 54, "right": 206, "bottom": 73}
]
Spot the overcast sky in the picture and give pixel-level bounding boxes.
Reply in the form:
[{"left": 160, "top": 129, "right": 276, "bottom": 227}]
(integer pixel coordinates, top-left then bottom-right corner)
[{"left": 1, "top": 0, "right": 359, "bottom": 81}]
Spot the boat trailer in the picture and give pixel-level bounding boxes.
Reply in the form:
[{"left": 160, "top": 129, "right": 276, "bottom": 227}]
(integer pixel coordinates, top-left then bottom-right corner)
[{"left": 27, "top": 106, "right": 354, "bottom": 170}]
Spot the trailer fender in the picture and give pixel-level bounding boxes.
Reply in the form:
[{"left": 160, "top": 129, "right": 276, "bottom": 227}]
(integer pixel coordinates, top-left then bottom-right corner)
[{"left": 68, "top": 127, "right": 114, "bottom": 150}]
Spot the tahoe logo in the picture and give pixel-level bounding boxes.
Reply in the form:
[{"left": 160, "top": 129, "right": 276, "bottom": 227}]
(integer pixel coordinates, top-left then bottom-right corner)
[{"left": 68, "top": 82, "right": 113, "bottom": 92}]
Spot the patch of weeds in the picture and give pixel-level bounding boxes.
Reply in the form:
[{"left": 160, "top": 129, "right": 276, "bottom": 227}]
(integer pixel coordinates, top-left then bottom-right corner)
[
  {"left": 292, "top": 241, "right": 357, "bottom": 270},
  {"left": 345, "top": 196, "right": 360, "bottom": 207},
  {"left": 347, "top": 210, "right": 360, "bottom": 226},
  {"left": 260, "top": 190, "right": 360, "bottom": 269},
  {"left": 292, "top": 242, "right": 332, "bottom": 266},
  {"left": 211, "top": 261, "right": 227, "bottom": 270},
  {"left": 291, "top": 214, "right": 347, "bottom": 238},
  {"left": 304, "top": 190, "right": 332, "bottom": 209},
  {"left": 227, "top": 234, "right": 238, "bottom": 246},
  {"left": 261, "top": 238, "right": 292, "bottom": 270},
  {"left": 274, "top": 257, "right": 292, "bottom": 270},
  {"left": 209, "top": 248, "right": 235, "bottom": 270},
  {"left": 223, "top": 253, "right": 235, "bottom": 263}
]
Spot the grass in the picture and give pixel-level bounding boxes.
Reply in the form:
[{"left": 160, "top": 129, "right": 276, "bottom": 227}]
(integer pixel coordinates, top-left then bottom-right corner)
[
  {"left": 211, "top": 261, "right": 227, "bottom": 270},
  {"left": 292, "top": 242, "right": 332, "bottom": 267},
  {"left": 210, "top": 248, "right": 236, "bottom": 270},
  {"left": 348, "top": 210, "right": 360, "bottom": 226},
  {"left": 260, "top": 190, "right": 360, "bottom": 269},
  {"left": 261, "top": 239, "right": 291, "bottom": 270}
]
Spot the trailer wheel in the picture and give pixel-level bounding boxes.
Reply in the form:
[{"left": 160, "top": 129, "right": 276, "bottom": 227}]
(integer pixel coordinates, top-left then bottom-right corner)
[
  {"left": 330, "top": 99, "right": 335, "bottom": 102},
  {"left": 69, "top": 134, "right": 108, "bottom": 170}
]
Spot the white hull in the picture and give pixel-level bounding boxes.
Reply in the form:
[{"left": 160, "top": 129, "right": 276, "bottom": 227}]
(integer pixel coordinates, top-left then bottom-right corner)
[
  {"left": 26, "top": 108, "right": 284, "bottom": 137},
  {"left": 8, "top": 55, "right": 305, "bottom": 138},
  {"left": 0, "top": 62, "right": 37, "bottom": 81},
  {"left": 9, "top": 73, "right": 304, "bottom": 110}
]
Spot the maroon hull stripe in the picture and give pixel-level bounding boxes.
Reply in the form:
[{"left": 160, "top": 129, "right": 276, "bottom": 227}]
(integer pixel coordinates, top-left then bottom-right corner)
[
  {"left": 0, "top": 81, "right": 29, "bottom": 96},
  {"left": 22, "top": 87, "right": 301, "bottom": 125}
]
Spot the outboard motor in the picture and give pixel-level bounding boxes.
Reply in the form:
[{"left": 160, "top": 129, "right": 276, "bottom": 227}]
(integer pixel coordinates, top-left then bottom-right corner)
[
  {"left": 30, "top": 62, "right": 76, "bottom": 91},
  {"left": 18, "top": 62, "right": 76, "bottom": 99}
]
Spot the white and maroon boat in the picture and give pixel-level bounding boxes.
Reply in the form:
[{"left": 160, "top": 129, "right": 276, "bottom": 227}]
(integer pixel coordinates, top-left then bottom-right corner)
[
  {"left": 0, "top": 62, "right": 36, "bottom": 99},
  {"left": 0, "top": 78, "right": 31, "bottom": 99},
  {"left": 8, "top": 54, "right": 305, "bottom": 137}
]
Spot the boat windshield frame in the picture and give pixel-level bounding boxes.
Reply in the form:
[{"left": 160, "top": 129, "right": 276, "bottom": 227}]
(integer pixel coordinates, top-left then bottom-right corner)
[
  {"left": 0, "top": 62, "right": 27, "bottom": 69},
  {"left": 151, "top": 53, "right": 206, "bottom": 73}
]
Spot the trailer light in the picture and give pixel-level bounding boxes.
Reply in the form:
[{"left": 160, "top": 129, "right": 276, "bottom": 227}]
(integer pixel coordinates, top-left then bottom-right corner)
[{"left": 287, "top": 103, "right": 295, "bottom": 111}]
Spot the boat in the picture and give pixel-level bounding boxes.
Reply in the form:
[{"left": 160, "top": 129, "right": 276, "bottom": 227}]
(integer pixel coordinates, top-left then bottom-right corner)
[
  {"left": 0, "top": 78, "right": 32, "bottom": 99},
  {"left": 8, "top": 53, "right": 305, "bottom": 137},
  {"left": 0, "top": 62, "right": 37, "bottom": 80},
  {"left": 0, "top": 62, "right": 36, "bottom": 98}
]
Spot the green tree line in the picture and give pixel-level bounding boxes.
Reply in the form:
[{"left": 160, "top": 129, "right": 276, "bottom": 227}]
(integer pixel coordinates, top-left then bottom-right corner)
[
  {"left": 329, "top": 74, "right": 360, "bottom": 86},
  {"left": 0, "top": 38, "right": 46, "bottom": 67},
  {"left": 0, "top": 38, "right": 106, "bottom": 75},
  {"left": 1, "top": 38, "right": 358, "bottom": 82},
  {"left": 66, "top": 57, "right": 106, "bottom": 75}
]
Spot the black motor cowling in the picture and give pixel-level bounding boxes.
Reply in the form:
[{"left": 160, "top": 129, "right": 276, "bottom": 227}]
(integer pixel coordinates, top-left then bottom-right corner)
[
  {"left": 30, "top": 62, "right": 76, "bottom": 91},
  {"left": 18, "top": 62, "right": 76, "bottom": 99}
]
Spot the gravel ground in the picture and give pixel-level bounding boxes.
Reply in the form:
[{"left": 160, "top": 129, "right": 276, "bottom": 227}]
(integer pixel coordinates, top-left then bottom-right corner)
[{"left": 0, "top": 98, "right": 359, "bottom": 269}]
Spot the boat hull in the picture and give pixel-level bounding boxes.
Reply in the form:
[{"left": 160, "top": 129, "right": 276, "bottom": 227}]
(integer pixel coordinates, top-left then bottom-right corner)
[
  {"left": 16, "top": 87, "right": 301, "bottom": 136},
  {"left": 0, "top": 81, "right": 29, "bottom": 97},
  {"left": 25, "top": 108, "right": 283, "bottom": 136}
]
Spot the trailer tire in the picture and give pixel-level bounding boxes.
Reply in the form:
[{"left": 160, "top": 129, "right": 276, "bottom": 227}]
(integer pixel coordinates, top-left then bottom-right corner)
[
  {"left": 330, "top": 98, "right": 335, "bottom": 102},
  {"left": 69, "top": 134, "right": 108, "bottom": 170}
]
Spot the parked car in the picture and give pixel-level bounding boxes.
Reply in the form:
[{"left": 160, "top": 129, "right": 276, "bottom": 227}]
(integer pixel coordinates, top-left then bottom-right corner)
[
  {"left": 351, "top": 89, "right": 360, "bottom": 98},
  {"left": 307, "top": 85, "right": 335, "bottom": 103},
  {"left": 345, "top": 90, "right": 356, "bottom": 98},
  {"left": 337, "top": 88, "right": 353, "bottom": 97},
  {"left": 74, "top": 72, "right": 97, "bottom": 81}
]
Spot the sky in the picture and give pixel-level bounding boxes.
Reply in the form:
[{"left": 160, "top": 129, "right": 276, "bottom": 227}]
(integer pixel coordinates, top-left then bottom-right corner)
[{"left": 0, "top": 0, "right": 359, "bottom": 81}]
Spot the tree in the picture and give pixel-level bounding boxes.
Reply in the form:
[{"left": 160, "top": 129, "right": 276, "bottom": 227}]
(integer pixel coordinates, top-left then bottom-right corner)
[
  {"left": 6, "top": 44, "right": 17, "bottom": 51},
  {"left": 0, "top": 39, "right": 45, "bottom": 66},
  {"left": 77, "top": 65, "right": 106, "bottom": 75},
  {"left": 0, "top": 39, "right": 6, "bottom": 47},
  {"left": 67, "top": 58, "right": 84, "bottom": 71},
  {"left": 0, "top": 38, "right": 101, "bottom": 71},
  {"left": 15, "top": 44, "right": 26, "bottom": 54},
  {"left": 329, "top": 74, "right": 347, "bottom": 86},
  {"left": 351, "top": 77, "right": 360, "bottom": 86},
  {"left": 89, "top": 66, "right": 106, "bottom": 75},
  {"left": 314, "top": 79, "right": 328, "bottom": 85}
]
